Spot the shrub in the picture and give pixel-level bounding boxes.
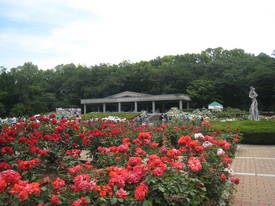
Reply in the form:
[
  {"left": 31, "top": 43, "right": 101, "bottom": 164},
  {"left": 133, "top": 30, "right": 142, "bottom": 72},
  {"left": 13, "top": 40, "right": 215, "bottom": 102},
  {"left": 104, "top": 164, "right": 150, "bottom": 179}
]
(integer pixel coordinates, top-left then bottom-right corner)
[
  {"left": 212, "top": 120, "right": 275, "bottom": 144},
  {"left": 166, "top": 108, "right": 217, "bottom": 122},
  {"left": 215, "top": 108, "right": 247, "bottom": 120}
]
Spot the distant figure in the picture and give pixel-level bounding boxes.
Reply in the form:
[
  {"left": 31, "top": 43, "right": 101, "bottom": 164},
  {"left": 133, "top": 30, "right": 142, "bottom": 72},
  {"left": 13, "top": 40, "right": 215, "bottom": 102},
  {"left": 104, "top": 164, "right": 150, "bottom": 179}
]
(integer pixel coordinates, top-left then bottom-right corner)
[
  {"left": 159, "top": 113, "right": 164, "bottom": 121},
  {"left": 134, "top": 115, "right": 141, "bottom": 125},
  {"left": 11, "top": 117, "right": 17, "bottom": 125},
  {"left": 181, "top": 114, "right": 189, "bottom": 121},
  {"left": 75, "top": 115, "right": 81, "bottom": 124},
  {"left": 249, "top": 86, "right": 259, "bottom": 120},
  {"left": 164, "top": 114, "right": 168, "bottom": 121},
  {"left": 142, "top": 115, "right": 149, "bottom": 125}
]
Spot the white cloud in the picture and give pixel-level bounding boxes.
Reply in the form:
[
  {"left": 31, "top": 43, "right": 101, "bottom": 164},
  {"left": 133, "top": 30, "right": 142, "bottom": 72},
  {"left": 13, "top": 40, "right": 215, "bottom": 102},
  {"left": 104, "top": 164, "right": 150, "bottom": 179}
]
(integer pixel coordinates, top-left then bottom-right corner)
[{"left": 1, "top": 0, "right": 274, "bottom": 69}]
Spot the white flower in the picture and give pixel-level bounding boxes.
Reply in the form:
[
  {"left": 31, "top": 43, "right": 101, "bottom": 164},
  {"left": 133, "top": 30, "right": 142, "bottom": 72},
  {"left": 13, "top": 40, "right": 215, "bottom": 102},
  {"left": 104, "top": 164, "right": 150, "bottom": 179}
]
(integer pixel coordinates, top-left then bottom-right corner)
[
  {"left": 217, "top": 148, "right": 225, "bottom": 156},
  {"left": 194, "top": 133, "right": 204, "bottom": 139},
  {"left": 102, "top": 116, "right": 126, "bottom": 122},
  {"left": 202, "top": 141, "right": 213, "bottom": 148},
  {"left": 224, "top": 167, "right": 233, "bottom": 174}
]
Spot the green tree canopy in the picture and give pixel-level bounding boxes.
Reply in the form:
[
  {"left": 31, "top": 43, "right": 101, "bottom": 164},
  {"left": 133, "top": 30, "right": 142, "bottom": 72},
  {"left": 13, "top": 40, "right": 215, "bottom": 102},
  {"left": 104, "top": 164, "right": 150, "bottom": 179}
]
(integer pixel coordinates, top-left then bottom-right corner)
[
  {"left": 186, "top": 79, "right": 221, "bottom": 108},
  {"left": 0, "top": 48, "right": 274, "bottom": 117}
]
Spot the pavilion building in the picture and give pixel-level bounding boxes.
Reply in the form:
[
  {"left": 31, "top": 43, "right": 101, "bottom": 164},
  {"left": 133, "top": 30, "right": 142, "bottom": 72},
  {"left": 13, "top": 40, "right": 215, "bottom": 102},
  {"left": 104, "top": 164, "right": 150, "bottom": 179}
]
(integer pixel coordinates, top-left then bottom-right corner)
[{"left": 81, "top": 91, "right": 191, "bottom": 114}]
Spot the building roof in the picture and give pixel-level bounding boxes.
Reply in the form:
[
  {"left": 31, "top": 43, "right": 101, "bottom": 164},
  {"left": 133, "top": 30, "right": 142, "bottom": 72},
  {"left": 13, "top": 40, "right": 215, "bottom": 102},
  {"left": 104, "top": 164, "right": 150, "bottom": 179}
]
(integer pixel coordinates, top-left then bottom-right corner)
[
  {"left": 105, "top": 91, "right": 151, "bottom": 98},
  {"left": 208, "top": 101, "right": 223, "bottom": 107},
  {"left": 81, "top": 91, "right": 191, "bottom": 104}
]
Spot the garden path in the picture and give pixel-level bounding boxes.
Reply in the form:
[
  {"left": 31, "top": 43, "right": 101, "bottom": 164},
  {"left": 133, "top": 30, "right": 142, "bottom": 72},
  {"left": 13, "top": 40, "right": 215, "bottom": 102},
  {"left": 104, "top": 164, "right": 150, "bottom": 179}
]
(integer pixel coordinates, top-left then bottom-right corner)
[{"left": 231, "top": 144, "right": 275, "bottom": 206}]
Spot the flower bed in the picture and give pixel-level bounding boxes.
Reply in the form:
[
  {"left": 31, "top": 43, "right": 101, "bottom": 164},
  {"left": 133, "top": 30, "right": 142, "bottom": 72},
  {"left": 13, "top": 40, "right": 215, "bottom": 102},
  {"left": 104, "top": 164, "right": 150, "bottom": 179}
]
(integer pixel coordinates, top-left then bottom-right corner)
[{"left": 0, "top": 115, "right": 240, "bottom": 205}]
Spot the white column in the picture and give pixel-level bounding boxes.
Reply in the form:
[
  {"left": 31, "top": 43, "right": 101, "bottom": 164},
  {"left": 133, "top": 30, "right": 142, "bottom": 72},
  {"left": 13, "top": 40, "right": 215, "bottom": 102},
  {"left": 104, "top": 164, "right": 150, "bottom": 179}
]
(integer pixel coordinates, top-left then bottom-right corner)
[
  {"left": 84, "top": 104, "right": 87, "bottom": 114},
  {"left": 179, "top": 100, "right": 183, "bottom": 110},
  {"left": 118, "top": 102, "right": 121, "bottom": 112},
  {"left": 187, "top": 102, "right": 190, "bottom": 109},
  {"left": 152, "top": 101, "right": 155, "bottom": 113},
  {"left": 134, "top": 101, "right": 138, "bottom": 112},
  {"left": 103, "top": 103, "right": 106, "bottom": 113}
]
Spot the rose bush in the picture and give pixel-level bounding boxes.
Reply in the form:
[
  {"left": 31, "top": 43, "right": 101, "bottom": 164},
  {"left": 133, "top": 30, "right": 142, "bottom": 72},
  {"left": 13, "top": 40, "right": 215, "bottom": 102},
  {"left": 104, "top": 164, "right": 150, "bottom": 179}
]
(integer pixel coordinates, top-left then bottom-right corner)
[{"left": 0, "top": 115, "right": 241, "bottom": 205}]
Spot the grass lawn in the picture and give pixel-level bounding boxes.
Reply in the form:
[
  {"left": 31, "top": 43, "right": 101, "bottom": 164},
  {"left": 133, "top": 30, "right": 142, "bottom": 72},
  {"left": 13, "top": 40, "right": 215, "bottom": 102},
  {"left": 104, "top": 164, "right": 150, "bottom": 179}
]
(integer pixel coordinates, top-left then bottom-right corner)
[{"left": 81, "top": 112, "right": 140, "bottom": 120}]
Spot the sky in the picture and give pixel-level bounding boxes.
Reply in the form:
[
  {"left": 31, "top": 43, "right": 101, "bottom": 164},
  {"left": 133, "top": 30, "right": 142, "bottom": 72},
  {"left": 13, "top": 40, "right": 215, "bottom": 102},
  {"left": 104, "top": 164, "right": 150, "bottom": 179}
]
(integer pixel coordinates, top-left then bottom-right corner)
[{"left": 0, "top": 0, "right": 274, "bottom": 70}]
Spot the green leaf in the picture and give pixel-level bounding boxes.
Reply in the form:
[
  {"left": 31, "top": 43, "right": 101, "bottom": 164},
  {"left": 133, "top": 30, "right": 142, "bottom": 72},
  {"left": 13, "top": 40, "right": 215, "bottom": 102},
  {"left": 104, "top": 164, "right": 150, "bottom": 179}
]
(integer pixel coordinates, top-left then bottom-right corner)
[
  {"left": 142, "top": 200, "right": 152, "bottom": 206},
  {"left": 85, "top": 196, "right": 91, "bottom": 202},
  {"left": 41, "top": 186, "right": 47, "bottom": 191},
  {"left": 111, "top": 198, "right": 117, "bottom": 205},
  {"left": 158, "top": 186, "right": 165, "bottom": 192}
]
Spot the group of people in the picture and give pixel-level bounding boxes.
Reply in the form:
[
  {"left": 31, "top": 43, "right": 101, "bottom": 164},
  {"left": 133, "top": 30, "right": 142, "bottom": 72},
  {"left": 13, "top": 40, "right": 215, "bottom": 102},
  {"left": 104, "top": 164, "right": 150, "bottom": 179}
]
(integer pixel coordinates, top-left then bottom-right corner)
[
  {"left": 134, "top": 115, "right": 149, "bottom": 125},
  {"left": 134, "top": 113, "right": 170, "bottom": 125},
  {"left": 0, "top": 117, "right": 18, "bottom": 125}
]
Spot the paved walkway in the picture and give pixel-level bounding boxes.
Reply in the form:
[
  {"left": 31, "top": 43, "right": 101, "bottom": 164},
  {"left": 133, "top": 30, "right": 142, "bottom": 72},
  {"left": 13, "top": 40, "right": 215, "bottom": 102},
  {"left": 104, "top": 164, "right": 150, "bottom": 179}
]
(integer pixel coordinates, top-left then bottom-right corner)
[{"left": 231, "top": 144, "right": 275, "bottom": 206}]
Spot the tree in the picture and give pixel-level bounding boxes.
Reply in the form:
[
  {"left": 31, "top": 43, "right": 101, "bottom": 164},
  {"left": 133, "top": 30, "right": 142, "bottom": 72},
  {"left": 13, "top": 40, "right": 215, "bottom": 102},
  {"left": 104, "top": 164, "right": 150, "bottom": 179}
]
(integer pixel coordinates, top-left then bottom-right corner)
[
  {"left": 186, "top": 79, "right": 221, "bottom": 108},
  {"left": 0, "top": 103, "right": 6, "bottom": 117},
  {"left": 10, "top": 103, "right": 29, "bottom": 117}
]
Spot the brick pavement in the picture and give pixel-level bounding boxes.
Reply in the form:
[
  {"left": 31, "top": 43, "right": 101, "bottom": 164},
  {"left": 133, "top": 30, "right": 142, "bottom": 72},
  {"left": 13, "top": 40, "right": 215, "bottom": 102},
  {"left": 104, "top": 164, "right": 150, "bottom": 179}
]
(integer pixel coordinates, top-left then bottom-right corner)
[{"left": 231, "top": 145, "right": 275, "bottom": 206}]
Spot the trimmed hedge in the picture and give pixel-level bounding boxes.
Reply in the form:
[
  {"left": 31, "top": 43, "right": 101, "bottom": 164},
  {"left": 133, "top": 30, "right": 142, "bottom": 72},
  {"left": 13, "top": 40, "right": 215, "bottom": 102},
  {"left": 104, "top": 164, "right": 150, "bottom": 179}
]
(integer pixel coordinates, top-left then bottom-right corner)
[
  {"left": 81, "top": 112, "right": 140, "bottom": 120},
  {"left": 215, "top": 108, "right": 247, "bottom": 119},
  {"left": 212, "top": 120, "right": 275, "bottom": 145}
]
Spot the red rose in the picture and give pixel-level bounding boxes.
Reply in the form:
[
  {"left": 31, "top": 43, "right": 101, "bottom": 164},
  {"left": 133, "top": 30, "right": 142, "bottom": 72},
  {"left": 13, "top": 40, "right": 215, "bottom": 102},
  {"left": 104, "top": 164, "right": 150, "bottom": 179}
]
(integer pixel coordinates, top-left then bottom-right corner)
[
  {"left": 220, "top": 173, "right": 227, "bottom": 180},
  {"left": 50, "top": 195, "right": 59, "bottom": 206},
  {"left": 178, "top": 136, "right": 191, "bottom": 144},
  {"left": 134, "top": 182, "right": 148, "bottom": 201},
  {"left": 52, "top": 178, "right": 65, "bottom": 190},
  {"left": 116, "top": 188, "right": 127, "bottom": 198},
  {"left": 49, "top": 114, "right": 56, "bottom": 118}
]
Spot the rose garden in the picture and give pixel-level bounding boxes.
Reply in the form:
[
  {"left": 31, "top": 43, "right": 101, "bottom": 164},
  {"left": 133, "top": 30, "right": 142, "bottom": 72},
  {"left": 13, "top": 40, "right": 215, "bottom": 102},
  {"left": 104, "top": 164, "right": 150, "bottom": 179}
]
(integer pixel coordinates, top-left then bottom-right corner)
[{"left": 0, "top": 113, "right": 242, "bottom": 206}]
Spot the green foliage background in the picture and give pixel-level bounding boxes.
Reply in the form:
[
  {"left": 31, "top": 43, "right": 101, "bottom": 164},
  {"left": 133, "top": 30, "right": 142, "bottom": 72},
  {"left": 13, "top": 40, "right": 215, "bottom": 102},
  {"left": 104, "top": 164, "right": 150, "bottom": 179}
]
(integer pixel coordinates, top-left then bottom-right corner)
[{"left": 0, "top": 47, "right": 275, "bottom": 117}]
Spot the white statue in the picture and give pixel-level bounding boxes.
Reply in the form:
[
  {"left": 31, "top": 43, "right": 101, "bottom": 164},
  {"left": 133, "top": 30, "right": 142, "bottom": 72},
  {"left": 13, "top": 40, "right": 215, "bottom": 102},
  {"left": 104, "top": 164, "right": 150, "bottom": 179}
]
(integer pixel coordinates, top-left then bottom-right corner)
[{"left": 249, "top": 87, "right": 259, "bottom": 120}]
